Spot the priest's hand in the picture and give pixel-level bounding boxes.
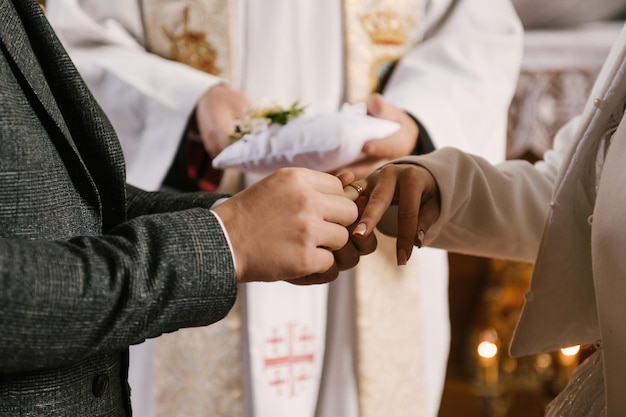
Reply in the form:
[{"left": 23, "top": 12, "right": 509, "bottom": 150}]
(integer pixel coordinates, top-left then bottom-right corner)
[
  {"left": 213, "top": 167, "right": 361, "bottom": 284},
  {"left": 194, "top": 84, "right": 250, "bottom": 158},
  {"left": 343, "top": 163, "right": 441, "bottom": 266},
  {"left": 334, "top": 93, "right": 419, "bottom": 180}
]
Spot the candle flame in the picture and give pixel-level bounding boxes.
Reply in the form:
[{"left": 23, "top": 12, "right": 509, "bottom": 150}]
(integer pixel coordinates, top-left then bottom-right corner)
[
  {"left": 477, "top": 341, "right": 498, "bottom": 359},
  {"left": 560, "top": 345, "right": 580, "bottom": 357}
]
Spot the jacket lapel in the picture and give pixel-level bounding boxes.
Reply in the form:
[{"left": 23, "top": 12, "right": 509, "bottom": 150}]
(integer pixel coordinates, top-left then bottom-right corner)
[
  {"left": 0, "top": 0, "right": 74, "bottom": 145},
  {"left": 0, "top": 0, "right": 127, "bottom": 229}
]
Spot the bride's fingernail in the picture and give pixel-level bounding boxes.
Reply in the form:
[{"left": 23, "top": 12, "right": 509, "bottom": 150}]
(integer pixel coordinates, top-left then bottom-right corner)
[
  {"left": 353, "top": 223, "right": 367, "bottom": 236},
  {"left": 416, "top": 230, "right": 425, "bottom": 247}
]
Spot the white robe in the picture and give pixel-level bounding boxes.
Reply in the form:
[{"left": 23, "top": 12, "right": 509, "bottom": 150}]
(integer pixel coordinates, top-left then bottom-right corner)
[{"left": 45, "top": 1, "right": 523, "bottom": 416}]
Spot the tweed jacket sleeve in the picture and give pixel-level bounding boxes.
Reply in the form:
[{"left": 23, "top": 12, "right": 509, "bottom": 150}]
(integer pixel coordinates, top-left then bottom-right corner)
[
  {"left": 125, "top": 184, "right": 229, "bottom": 219},
  {"left": 0, "top": 207, "right": 238, "bottom": 374},
  {"left": 0, "top": 0, "right": 238, "bottom": 375}
]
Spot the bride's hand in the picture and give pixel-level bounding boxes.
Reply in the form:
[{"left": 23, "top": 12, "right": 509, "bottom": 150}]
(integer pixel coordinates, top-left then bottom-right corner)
[{"left": 343, "top": 163, "right": 440, "bottom": 265}]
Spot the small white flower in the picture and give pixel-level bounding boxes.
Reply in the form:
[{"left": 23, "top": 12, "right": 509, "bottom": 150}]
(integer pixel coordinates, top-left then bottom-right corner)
[{"left": 230, "top": 100, "right": 307, "bottom": 143}]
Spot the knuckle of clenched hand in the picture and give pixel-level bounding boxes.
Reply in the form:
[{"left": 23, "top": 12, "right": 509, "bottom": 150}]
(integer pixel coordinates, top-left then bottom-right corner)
[
  {"left": 336, "top": 227, "right": 350, "bottom": 248},
  {"left": 297, "top": 218, "right": 316, "bottom": 239},
  {"left": 276, "top": 167, "right": 301, "bottom": 186},
  {"left": 291, "top": 187, "right": 316, "bottom": 212},
  {"left": 300, "top": 252, "right": 316, "bottom": 273},
  {"left": 398, "top": 164, "right": 420, "bottom": 182}
]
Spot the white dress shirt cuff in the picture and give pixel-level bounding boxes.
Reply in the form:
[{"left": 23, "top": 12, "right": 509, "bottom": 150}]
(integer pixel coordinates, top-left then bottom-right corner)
[{"left": 210, "top": 199, "right": 237, "bottom": 277}]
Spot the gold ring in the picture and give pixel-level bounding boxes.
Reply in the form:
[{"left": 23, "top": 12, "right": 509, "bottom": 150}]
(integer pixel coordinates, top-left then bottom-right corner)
[{"left": 347, "top": 182, "right": 364, "bottom": 196}]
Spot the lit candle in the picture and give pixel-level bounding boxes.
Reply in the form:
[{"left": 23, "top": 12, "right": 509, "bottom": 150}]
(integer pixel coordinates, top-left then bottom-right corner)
[
  {"left": 477, "top": 329, "right": 500, "bottom": 387},
  {"left": 558, "top": 345, "right": 580, "bottom": 381}
]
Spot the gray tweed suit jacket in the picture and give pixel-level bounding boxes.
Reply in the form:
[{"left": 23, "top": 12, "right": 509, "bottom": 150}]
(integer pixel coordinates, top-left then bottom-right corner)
[{"left": 0, "top": 0, "right": 238, "bottom": 415}]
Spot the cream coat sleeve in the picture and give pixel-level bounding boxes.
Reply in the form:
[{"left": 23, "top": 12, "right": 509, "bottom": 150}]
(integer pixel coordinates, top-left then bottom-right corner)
[
  {"left": 45, "top": 0, "right": 223, "bottom": 190},
  {"left": 379, "top": 116, "right": 579, "bottom": 262},
  {"left": 383, "top": 0, "right": 524, "bottom": 164}
]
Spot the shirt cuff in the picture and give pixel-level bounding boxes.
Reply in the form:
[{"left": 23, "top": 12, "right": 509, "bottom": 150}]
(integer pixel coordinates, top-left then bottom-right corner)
[{"left": 210, "top": 204, "right": 237, "bottom": 277}]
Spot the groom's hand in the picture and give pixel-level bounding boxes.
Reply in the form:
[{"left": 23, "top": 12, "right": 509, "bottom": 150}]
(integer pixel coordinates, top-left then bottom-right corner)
[{"left": 214, "top": 168, "right": 360, "bottom": 284}]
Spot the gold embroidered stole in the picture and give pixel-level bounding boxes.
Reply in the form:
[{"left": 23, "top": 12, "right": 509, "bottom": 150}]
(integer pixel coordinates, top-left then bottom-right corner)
[
  {"left": 141, "top": 0, "right": 238, "bottom": 83},
  {"left": 355, "top": 233, "right": 428, "bottom": 417},
  {"left": 141, "top": 1, "right": 427, "bottom": 416},
  {"left": 343, "top": 0, "right": 424, "bottom": 103},
  {"left": 140, "top": 0, "right": 424, "bottom": 100},
  {"left": 344, "top": 2, "right": 427, "bottom": 417}
]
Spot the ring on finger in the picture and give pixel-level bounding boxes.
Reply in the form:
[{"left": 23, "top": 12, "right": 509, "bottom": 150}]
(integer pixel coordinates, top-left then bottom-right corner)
[{"left": 347, "top": 182, "right": 364, "bottom": 196}]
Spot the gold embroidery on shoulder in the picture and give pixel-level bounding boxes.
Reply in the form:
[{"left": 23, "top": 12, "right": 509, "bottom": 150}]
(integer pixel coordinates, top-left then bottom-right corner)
[
  {"left": 162, "top": 5, "right": 221, "bottom": 75},
  {"left": 141, "top": 0, "right": 236, "bottom": 81}
]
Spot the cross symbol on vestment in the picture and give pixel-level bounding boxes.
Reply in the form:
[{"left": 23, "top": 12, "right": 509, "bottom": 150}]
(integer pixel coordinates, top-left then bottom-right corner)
[{"left": 264, "top": 323, "right": 315, "bottom": 397}]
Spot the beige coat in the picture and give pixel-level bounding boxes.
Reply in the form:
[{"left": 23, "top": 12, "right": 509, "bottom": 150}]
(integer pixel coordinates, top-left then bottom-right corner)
[{"left": 383, "top": 22, "right": 626, "bottom": 417}]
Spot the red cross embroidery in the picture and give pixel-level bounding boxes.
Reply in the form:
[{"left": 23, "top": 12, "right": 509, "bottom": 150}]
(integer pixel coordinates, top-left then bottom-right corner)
[{"left": 263, "top": 323, "right": 315, "bottom": 397}]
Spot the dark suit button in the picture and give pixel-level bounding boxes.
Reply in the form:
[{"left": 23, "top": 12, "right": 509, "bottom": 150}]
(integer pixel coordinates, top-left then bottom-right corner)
[{"left": 92, "top": 374, "right": 110, "bottom": 397}]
